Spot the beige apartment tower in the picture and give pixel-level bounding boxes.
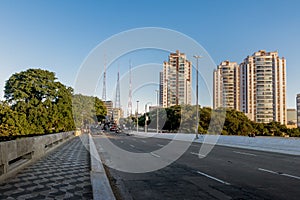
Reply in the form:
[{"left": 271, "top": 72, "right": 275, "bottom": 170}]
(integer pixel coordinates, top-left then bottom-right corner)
[
  {"left": 162, "top": 50, "right": 192, "bottom": 107},
  {"left": 240, "top": 50, "right": 286, "bottom": 124},
  {"left": 213, "top": 60, "right": 240, "bottom": 110}
]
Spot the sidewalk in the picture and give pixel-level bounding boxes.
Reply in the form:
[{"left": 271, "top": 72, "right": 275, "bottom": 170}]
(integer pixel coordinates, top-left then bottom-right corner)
[{"left": 0, "top": 135, "right": 93, "bottom": 200}]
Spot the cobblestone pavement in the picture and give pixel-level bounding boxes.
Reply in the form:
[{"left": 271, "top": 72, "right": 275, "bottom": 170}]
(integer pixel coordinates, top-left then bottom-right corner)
[{"left": 0, "top": 135, "right": 93, "bottom": 200}]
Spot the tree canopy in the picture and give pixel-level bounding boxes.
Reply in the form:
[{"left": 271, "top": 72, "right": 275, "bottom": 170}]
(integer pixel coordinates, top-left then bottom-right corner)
[
  {"left": 0, "top": 68, "right": 107, "bottom": 140},
  {"left": 138, "top": 105, "right": 300, "bottom": 137},
  {"left": 72, "top": 94, "right": 107, "bottom": 128}
]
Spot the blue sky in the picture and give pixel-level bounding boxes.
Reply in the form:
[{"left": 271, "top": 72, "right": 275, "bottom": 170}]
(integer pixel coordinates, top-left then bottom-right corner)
[{"left": 0, "top": 0, "right": 300, "bottom": 113}]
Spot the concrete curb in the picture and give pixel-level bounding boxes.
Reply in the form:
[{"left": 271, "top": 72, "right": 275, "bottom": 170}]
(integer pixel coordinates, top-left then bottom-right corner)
[{"left": 89, "top": 134, "right": 116, "bottom": 200}]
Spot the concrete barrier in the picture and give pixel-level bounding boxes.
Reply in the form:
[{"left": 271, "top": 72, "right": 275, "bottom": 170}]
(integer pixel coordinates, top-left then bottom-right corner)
[
  {"left": 0, "top": 131, "right": 76, "bottom": 182},
  {"left": 89, "top": 134, "right": 116, "bottom": 200}
]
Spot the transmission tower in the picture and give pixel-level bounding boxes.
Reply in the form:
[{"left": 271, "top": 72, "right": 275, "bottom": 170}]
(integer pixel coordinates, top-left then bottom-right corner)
[
  {"left": 102, "top": 55, "right": 107, "bottom": 101},
  {"left": 115, "top": 65, "right": 121, "bottom": 108},
  {"left": 127, "top": 60, "right": 133, "bottom": 117}
]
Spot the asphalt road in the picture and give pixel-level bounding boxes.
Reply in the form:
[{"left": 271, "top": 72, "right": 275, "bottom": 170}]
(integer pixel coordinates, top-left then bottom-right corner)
[{"left": 93, "top": 132, "right": 300, "bottom": 200}]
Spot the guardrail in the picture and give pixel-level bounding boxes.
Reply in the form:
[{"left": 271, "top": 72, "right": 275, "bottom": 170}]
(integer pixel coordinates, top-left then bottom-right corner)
[{"left": 0, "top": 131, "right": 76, "bottom": 182}]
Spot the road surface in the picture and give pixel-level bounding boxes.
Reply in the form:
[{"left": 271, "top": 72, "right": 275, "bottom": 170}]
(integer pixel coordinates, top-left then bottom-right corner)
[{"left": 93, "top": 132, "right": 300, "bottom": 200}]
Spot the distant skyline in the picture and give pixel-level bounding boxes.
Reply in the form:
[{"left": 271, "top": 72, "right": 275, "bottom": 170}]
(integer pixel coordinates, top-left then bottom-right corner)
[{"left": 0, "top": 0, "right": 300, "bottom": 112}]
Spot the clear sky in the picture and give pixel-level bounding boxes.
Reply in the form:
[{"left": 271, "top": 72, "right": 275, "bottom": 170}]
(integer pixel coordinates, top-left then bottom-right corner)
[{"left": 0, "top": 0, "right": 300, "bottom": 113}]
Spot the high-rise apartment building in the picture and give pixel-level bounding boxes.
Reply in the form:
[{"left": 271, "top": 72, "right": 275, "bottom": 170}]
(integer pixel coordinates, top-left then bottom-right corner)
[
  {"left": 240, "top": 50, "right": 286, "bottom": 124},
  {"left": 297, "top": 94, "right": 300, "bottom": 128},
  {"left": 213, "top": 61, "right": 240, "bottom": 110},
  {"left": 162, "top": 50, "right": 192, "bottom": 107}
]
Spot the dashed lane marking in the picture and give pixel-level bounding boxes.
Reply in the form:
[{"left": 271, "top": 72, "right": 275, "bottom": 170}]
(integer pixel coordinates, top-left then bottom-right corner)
[
  {"left": 258, "top": 168, "right": 300, "bottom": 180},
  {"left": 190, "top": 152, "right": 206, "bottom": 158},
  {"left": 150, "top": 152, "right": 161, "bottom": 158},
  {"left": 233, "top": 151, "right": 257, "bottom": 156},
  {"left": 196, "top": 171, "right": 230, "bottom": 185}
]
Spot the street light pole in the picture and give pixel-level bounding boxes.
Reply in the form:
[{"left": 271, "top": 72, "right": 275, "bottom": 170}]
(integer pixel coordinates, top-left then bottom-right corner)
[
  {"left": 136, "top": 100, "right": 139, "bottom": 133},
  {"left": 156, "top": 90, "right": 159, "bottom": 133},
  {"left": 194, "top": 55, "right": 202, "bottom": 139}
]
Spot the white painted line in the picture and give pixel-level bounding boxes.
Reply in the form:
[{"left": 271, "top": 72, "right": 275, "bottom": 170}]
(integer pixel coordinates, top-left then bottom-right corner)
[
  {"left": 157, "top": 144, "right": 164, "bottom": 147},
  {"left": 190, "top": 152, "right": 205, "bottom": 158},
  {"left": 141, "top": 140, "right": 147, "bottom": 143},
  {"left": 130, "top": 144, "right": 135, "bottom": 148},
  {"left": 196, "top": 171, "right": 230, "bottom": 185},
  {"left": 150, "top": 152, "right": 161, "bottom": 158},
  {"left": 258, "top": 168, "right": 277, "bottom": 174},
  {"left": 282, "top": 173, "right": 300, "bottom": 180},
  {"left": 233, "top": 151, "right": 257, "bottom": 156},
  {"left": 258, "top": 168, "right": 300, "bottom": 180},
  {"left": 120, "top": 141, "right": 124, "bottom": 143}
]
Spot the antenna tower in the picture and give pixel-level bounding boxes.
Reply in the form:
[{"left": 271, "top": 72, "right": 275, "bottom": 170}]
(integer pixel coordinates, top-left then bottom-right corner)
[
  {"left": 115, "top": 65, "right": 121, "bottom": 108},
  {"left": 127, "top": 61, "right": 132, "bottom": 116},
  {"left": 102, "top": 55, "right": 107, "bottom": 101}
]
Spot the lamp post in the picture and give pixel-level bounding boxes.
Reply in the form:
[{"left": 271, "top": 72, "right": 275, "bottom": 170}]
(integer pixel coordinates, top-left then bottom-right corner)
[
  {"left": 144, "top": 102, "right": 152, "bottom": 133},
  {"left": 136, "top": 100, "right": 139, "bottom": 133},
  {"left": 156, "top": 90, "right": 159, "bottom": 133},
  {"left": 194, "top": 55, "right": 202, "bottom": 139}
]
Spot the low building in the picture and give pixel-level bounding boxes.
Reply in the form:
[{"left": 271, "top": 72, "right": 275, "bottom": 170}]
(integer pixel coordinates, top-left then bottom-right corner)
[{"left": 287, "top": 108, "right": 297, "bottom": 126}]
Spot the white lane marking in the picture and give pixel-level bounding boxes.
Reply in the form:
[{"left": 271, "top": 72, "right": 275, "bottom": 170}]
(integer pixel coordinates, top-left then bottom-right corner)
[
  {"left": 196, "top": 171, "right": 230, "bottom": 185},
  {"left": 258, "top": 168, "right": 300, "bottom": 180},
  {"left": 157, "top": 144, "right": 164, "bottom": 147},
  {"left": 281, "top": 173, "right": 300, "bottom": 180},
  {"left": 233, "top": 151, "right": 257, "bottom": 156},
  {"left": 120, "top": 141, "right": 124, "bottom": 143},
  {"left": 150, "top": 152, "right": 161, "bottom": 158},
  {"left": 130, "top": 144, "right": 135, "bottom": 148},
  {"left": 258, "top": 168, "right": 277, "bottom": 174},
  {"left": 141, "top": 140, "right": 147, "bottom": 143},
  {"left": 190, "top": 152, "right": 206, "bottom": 158}
]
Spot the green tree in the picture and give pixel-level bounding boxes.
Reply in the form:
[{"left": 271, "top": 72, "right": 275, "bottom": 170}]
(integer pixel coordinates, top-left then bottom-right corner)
[
  {"left": 0, "top": 101, "right": 29, "bottom": 137},
  {"left": 94, "top": 97, "right": 107, "bottom": 122},
  {"left": 72, "top": 94, "right": 107, "bottom": 128},
  {"left": 4, "top": 68, "right": 75, "bottom": 135}
]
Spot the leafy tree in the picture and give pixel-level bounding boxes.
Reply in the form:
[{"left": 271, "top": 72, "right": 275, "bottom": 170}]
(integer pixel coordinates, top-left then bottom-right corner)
[
  {"left": 94, "top": 97, "right": 107, "bottom": 122},
  {"left": 72, "top": 94, "right": 107, "bottom": 128},
  {"left": 3, "top": 68, "right": 75, "bottom": 135},
  {"left": 0, "top": 101, "right": 29, "bottom": 137},
  {"left": 222, "top": 109, "right": 253, "bottom": 136}
]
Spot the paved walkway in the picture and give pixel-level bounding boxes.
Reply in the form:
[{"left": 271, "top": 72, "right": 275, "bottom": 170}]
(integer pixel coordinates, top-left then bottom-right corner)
[{"left": 0, "top": 135, "right": 93, "bottom": 200}]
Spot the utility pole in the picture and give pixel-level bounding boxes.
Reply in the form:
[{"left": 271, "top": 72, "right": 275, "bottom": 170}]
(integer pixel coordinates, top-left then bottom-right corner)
[
  {"left": 156, "top": 90, "right": 159, "bottom": 133},
  {"left": 194, "top": 55, "right": 202, "bottom": 139},
  {"left": 136, "top": 100, "right": 139, "bottom": 133}
]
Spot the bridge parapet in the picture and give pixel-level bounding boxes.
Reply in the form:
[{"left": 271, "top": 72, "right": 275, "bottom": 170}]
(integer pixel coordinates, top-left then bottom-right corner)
[{"left": 0, "top": 131, "right": 77, "bottom": 182}]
